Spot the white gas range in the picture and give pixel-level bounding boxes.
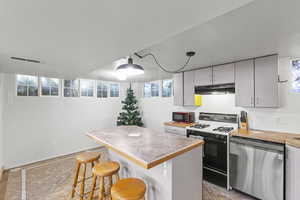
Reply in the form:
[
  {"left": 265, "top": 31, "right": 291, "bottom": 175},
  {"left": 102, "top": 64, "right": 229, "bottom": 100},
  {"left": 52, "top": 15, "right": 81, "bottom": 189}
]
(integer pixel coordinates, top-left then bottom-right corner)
[
  {"left": 186, "top": 112, "right": 238, "bottom": 189},
  {"left": 186, "top": 113, "right": 238, "bottom": 135},
  {"left": 186, "top": 120, "right": 238, "bottom": 135}
]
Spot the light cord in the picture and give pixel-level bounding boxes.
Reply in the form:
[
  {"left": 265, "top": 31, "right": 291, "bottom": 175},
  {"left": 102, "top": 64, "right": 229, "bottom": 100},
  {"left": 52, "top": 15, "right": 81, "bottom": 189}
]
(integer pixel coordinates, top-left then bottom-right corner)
[{"left": 135, "top": 52, "right": 193, "bottom": 73}]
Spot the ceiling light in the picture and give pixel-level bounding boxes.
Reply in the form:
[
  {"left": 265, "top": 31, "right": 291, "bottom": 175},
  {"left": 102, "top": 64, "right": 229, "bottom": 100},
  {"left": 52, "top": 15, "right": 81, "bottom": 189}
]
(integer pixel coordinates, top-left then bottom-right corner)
[
  {"left": 115, "top": 72, "right": 127, "bottom": 81},
  {"left": 116, "top": 58, "right": 144, "bottom": 76}
]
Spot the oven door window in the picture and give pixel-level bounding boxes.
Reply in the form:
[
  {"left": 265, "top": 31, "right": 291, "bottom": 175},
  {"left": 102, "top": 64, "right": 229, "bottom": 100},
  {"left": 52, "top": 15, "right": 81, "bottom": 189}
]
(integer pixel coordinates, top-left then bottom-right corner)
[{"left": 203, "top": 137, "right": 227, "bottom": 173}]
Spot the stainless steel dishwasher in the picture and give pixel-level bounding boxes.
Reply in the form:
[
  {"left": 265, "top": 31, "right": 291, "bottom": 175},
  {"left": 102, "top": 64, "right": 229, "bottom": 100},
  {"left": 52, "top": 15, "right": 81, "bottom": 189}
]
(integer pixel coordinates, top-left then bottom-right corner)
[{"left": 230, "top": 136, "right": 284, "bottom": 200}]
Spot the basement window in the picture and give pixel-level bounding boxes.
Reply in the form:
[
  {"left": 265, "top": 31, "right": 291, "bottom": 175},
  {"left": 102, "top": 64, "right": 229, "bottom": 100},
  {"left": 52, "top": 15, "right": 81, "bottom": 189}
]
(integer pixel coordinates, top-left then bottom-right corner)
[
  {"left": 40, "top": 77, "right": 59, "bottom": 96},
  {"left": 80, "top": 79, "right": 95, "bottom": 97},
  {"left": 292, "top": 59, "right": 300, "bottom": 93},
  {"left": 97, "top": 81, "right": 108, "bottom": 98},
  {"left": 63, "top": 79, "right": 79, "bottom": 97},
  {"left": 110, "top": 83, "right": 119, "bottom": 97},
  {"left": 144, "top": 82, "right": 160, "bottom": 97},
  {"left": 151, "top": 82, "right": 159, "bottom": 97},
  {"left": 143, "top": 83, "right": 151, "bottom": 97},
  {"left": 162, "top": 79, "right": 173, "bottom": 97},
  {"left": 16, "top": 74, "right": 38, "bottom": 96}
]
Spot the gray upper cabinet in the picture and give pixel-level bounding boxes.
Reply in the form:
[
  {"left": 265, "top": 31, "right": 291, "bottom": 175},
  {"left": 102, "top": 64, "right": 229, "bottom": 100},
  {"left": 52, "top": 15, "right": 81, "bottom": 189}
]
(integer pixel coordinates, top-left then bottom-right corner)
[
  {"left": 213, "top": 63, "right": 235, "bottom": 85},
  {"left": 235, "top": 55, "right": 279, "bottom": 108},
  {"left": 254, "top": 55, "right": 278, "bottom": 108},
  {"left": 183, "top": 71, "right": 195, "bottom": 106},
  {"left": 173, "top": 71, "right": 195, "bottom": 106},
  {"left": 173, "top": 73, "right": 184, "bottom": 106},
  {"left": 235, "top": 59, "right": 255, "bottom": 107},
  {"left": 195, "top": 67, "right": 212, "bottom": 86}
]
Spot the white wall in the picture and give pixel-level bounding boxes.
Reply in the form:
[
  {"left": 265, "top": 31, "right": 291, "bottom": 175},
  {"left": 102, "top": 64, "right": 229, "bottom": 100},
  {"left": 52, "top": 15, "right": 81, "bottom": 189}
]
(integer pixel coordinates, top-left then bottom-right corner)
[
  {"left": 138, "top": 57, "right": 300, "bottom": 135},
  {"left": 2, "top": 73, "right": 130, "bottom": 168},
  {"left": 0, "top": 73, "right": 4, "bottom": 170}
]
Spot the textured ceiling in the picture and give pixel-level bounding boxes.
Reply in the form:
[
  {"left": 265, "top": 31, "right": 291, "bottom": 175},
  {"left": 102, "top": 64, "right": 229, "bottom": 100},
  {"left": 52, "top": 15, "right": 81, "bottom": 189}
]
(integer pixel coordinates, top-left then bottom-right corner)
[
  {"left": 0, "top": 0, "right": 253, "bottom": 81},
  {"left": 90, "top": 0, "right": 300, "bottom": 81}
]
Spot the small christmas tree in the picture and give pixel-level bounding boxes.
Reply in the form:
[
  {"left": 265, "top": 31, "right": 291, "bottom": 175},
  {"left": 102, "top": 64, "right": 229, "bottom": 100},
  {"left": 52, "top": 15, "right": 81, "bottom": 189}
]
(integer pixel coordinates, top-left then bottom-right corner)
[{"left": 117, "top": 87, "right": 143, "bottom": 127}]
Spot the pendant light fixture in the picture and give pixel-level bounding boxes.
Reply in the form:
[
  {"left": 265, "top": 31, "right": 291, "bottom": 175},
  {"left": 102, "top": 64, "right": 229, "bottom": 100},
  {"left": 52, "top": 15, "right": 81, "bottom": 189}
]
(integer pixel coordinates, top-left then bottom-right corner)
[
  {"left": 115, "top": 51, "right": 195, "bottom": 80},
  {"left": 116, "top": 57, "right": 144, "bottom": 76}
]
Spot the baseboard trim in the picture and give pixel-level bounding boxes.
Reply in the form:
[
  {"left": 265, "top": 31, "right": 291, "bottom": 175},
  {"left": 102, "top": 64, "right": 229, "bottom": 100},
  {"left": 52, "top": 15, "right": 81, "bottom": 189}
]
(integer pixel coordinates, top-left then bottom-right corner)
[
  {"left": 7, "top": 146, "right": 105, "bottom": 170},
  {"left": 0, "top": 167, "right": 3, "bottom": 181}
]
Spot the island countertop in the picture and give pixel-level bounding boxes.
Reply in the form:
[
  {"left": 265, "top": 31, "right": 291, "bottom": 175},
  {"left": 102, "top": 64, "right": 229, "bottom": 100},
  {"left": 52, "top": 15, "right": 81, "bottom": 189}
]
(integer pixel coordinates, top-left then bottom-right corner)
[{"left": 87, "top": 126, "right": 204, "bottom": 169}]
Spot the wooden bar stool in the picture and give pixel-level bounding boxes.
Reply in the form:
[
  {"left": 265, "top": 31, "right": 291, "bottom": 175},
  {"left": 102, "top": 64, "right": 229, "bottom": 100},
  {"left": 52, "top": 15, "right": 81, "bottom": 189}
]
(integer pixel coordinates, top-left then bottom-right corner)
[
  {"left": 111, "top": 178, "right": 146, "bottom": 200},
  {"left": 89, "top": 161, "right": 120, "bottom": 200},
  {"left": 71, "top": 152, "right": 101, "bottom": 200}
]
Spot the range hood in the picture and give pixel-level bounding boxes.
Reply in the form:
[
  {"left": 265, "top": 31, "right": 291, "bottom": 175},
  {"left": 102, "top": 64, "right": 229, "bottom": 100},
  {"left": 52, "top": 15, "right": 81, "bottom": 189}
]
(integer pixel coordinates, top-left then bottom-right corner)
[{"left": 195, "top": 83, "right": 235, "bottom": 95}]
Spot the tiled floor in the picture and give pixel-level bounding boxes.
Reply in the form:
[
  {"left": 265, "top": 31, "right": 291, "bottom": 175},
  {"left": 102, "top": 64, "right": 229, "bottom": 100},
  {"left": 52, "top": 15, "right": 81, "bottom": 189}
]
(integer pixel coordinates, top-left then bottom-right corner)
[{"left": 1, "top": 148, "right": 254, "bottom": 200}]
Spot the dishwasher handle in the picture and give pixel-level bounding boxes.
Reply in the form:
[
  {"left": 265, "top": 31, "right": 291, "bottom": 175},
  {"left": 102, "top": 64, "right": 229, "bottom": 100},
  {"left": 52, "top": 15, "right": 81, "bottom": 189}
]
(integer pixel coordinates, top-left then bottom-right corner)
[{"left": 230, "top": 136, "right": 284, "bottom": 153}]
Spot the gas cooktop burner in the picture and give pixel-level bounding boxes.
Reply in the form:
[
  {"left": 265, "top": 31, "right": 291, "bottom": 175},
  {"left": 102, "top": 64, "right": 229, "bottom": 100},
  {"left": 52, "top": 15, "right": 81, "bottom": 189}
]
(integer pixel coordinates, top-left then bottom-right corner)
[
  {"left": 192, "top": 124, "right": 210, "bottom": 129},
  {"left": 213, "top": 126, "right": 234, "bottom": 133}
]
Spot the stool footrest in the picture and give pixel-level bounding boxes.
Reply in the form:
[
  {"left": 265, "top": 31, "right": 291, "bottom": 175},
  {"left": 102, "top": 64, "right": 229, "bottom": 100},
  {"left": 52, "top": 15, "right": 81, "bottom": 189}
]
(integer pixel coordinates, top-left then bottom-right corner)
[{"left": 76, "top": 175, "right": 93, "bottom": 183}]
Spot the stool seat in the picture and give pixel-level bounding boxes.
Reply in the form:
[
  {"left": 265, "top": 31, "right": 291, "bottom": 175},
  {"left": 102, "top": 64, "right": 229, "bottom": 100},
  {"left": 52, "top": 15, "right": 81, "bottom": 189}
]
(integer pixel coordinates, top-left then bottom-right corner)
[
  {"left": 89, "top": 161, "right": 121, "bottom": 200},
  {"left": 93, "top": 161, "right": 120, "bottom": 177},
  {"left": 111, "top": 178, "right": 146, "bottom": 200},
  {"left": 76, "top": 152, "right": 101, "bottom": 163}
]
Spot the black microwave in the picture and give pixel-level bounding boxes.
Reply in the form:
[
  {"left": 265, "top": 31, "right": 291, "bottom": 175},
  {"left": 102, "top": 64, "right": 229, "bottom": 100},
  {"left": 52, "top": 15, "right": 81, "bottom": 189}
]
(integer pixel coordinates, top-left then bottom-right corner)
[{"left": 172, "top": 112, "right": 195, "bottom": 123}]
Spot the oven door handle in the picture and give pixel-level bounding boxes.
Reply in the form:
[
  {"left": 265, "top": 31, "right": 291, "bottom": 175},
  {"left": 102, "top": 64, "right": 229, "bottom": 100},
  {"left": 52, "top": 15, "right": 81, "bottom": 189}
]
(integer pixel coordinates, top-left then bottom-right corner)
[{"left": 206, "top": 137, "right": 226, "bottom": 144}]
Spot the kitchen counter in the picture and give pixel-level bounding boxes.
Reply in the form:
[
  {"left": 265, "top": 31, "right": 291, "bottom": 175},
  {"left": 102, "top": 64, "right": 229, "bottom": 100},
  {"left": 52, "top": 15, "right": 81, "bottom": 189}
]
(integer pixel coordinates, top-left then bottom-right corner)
[
  {"left": 164, "top": 121, "right": 197, "bottom": 128},
  {"left": 87, "top": 126, "right": 204, "bottom": 200},
  {"left": 87, "top": 126, "right": 204, "bottom": 169},
  {"left": 231, "top": 129, "right": 300, "bottom": 148}
]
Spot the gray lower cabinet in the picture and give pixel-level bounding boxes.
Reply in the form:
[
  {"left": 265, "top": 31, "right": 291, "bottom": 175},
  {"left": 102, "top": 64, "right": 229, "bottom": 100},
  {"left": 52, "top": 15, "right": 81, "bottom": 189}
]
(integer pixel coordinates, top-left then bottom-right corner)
[
  {"left": 173, "top": 73, "right": 184, "bottom": 106},
  {"left": 235, "top": 59, "right": 255, "bottom": 107},
  {"left": 213, "top": 63, "right": 235, "bottom": 85},
  {"left": 183, "top": 71, "right": 195, "bottom": 106},
  {"left": 235, "top": 55, "right": 278, "bottom": 108},
  {"left": 195, "top": 67, "right": 212, "bottom": 86},
  {"left": 254, "top": 55, "right": 278, "bottom": 107}
]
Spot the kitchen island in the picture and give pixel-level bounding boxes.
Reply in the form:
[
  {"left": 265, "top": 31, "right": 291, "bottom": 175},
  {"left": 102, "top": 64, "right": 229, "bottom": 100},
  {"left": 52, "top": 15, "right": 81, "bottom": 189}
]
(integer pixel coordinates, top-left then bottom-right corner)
[{"left": 87, "top": 126, "right": 204, "bottom": 200}]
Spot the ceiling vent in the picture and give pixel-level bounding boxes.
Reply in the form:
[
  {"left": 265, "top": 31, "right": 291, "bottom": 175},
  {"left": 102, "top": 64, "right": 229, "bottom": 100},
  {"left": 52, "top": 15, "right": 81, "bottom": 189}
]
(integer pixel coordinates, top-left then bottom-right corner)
[{"left": 10, "top": 56, "right": 41, "bottom": 64}]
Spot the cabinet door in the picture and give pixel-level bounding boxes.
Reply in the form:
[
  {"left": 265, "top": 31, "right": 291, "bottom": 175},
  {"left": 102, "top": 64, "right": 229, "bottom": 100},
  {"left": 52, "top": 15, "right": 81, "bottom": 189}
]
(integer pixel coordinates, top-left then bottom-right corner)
[
  {"left": 254, "top": 55, "right": 278, "bottom": 108},
  {"left": 183, "top": 71, "right": 195, "bottom": 106},
  {"left": 213, "top": 63, "right": 235, "bottom": 85},
  {"left": 286, "top": 145, "right": 300, "bottom": 200},
  {"left": 195, "top": 67, "right": 212, "bottom": 86},
  {"left": 173, "top": 73, "right": 183, "bottom": 106},
  {"left": 235, "top": 59, "right": 255, "bottom": 107}
]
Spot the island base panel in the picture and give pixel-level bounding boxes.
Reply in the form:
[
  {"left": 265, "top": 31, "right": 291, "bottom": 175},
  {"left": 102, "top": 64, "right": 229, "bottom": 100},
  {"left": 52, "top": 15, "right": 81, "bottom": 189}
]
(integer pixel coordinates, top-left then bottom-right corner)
[{"left": 108, "top": 146, "right": 203, "bottom": 200}]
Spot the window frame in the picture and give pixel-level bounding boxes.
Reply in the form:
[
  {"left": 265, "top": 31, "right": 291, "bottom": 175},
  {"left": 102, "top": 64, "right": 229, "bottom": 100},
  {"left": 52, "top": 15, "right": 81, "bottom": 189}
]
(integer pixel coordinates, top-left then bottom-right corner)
[
  {"left": 109, "top": 82, "right": 120, "bottom": 98},
  {"left": 151, "top": 81, "right": 160, "bottom": 97},
  {"left": 161, "top": 79, "right": 173, "bottom": 97},
  {"left": 15, "top": 74, "right": 39, "bottom": 97},
  {"left": 62, "top": 79, "right": 81, "bottom": 98},
  {"left": 39, "top": 77, "right": 61, "bottom": 97},
  {"left": 291, "top": 58, "right": 300, "bottom": 93},
  {"left": 143, "top": 82, "right": 151, "bottom": 98},
  {"left": 96, "top": 80, "right": 109, "bottom": 98},
  {"left": 143, "top": 81, "right": 160, "bottom": 98},
  {"left": 80, "top": 79, "right": 95, "bottom": 98}
]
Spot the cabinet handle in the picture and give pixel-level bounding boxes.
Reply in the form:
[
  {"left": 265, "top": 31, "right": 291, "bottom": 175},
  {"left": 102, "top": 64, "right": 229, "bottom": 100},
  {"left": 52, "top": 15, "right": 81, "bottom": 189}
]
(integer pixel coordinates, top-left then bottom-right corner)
[{"left": 256, "top": 97, "right": 259, "bottom": 105}]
